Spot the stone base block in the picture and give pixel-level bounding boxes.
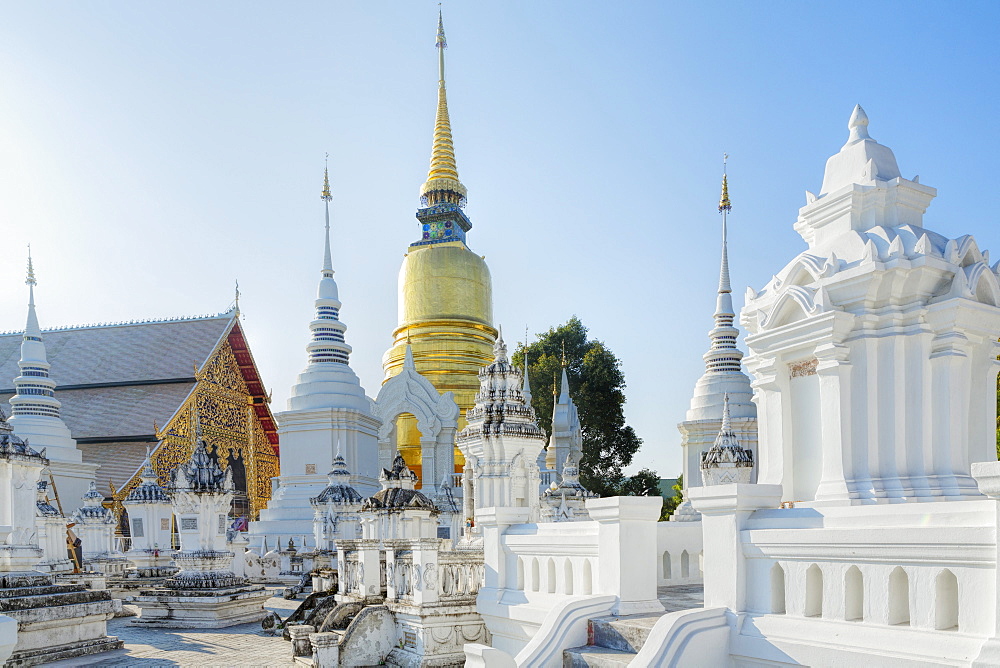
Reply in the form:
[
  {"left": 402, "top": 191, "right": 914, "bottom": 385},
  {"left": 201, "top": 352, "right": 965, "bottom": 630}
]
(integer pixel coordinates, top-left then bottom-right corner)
[
  {"left": 0, "top": 574, "right": 121, "bottom": 667},
  {"left": 131, "top": 584, "right": 271, "bottom": 628}
]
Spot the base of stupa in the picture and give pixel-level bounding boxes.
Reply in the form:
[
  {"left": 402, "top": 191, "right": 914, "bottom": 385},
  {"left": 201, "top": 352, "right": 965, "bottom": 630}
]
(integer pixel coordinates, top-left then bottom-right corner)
[
  {"left": 0, "top": 572, "right": 122, "bottom": 667},
  {"left": 131, "top": 583, "right": 271, "bottom": 628}
]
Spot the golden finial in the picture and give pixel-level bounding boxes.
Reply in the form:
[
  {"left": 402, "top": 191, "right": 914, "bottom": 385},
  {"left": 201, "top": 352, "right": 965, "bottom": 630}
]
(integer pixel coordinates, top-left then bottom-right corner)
[
  {"left": 421, "top": 7, "right": 467, "bottom": 207},
  {"left": 26, "top": 245, "right": 36, "bottom": 287},
  {"left": 321, "top": 153, "right": 332, "bottom": 202},
  {"left": 719, "top": 153, "right": 732, "bottom": 214}
]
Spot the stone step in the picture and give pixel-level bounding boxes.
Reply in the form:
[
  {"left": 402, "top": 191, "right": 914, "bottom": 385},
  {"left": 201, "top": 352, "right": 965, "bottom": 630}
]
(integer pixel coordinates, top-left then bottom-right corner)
[
  {"left": 588, "top": 613, "right": 664, "bottom": 653},
  {"left": 0, "top": 584, "right": 88, "bottom": 599},
  {"left": 0, "top": 589, "right": 111, "bottom": 612},
  {"left": 563, "top": 645, "right": 637, "bottom": 668},
  {"left": 8, "top": 635, "right": 124, "bottom": 667}
]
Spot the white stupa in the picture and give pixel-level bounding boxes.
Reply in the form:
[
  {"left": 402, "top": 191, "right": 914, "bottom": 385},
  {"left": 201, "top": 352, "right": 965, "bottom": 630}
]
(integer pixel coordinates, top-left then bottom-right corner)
[
  {"left": 249, "top": 166, "right": 380, "bottom": 549},
  {"left": 8, "top": 250, "right": 97, "bottom": 507},
  {"left": 673, "top": 165, "right": 757, "bottom": 520},
  {"left": 545, "top": 360, "right": 583, "bottom": 478}
]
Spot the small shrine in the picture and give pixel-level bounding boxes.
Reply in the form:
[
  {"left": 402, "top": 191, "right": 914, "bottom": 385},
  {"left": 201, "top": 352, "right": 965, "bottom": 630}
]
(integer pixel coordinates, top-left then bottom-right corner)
[{"left": 132, "top": 420, "right": 270, "bottom": 628}]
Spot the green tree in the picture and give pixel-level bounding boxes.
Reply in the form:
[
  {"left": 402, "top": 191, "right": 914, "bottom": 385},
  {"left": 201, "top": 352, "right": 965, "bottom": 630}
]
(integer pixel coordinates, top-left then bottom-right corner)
[
  {"left": 660, "top": 474, "right": 684, "bottom": 521},
  {"left": 511, "top": 317, "right": 649, "bottom": 497}
]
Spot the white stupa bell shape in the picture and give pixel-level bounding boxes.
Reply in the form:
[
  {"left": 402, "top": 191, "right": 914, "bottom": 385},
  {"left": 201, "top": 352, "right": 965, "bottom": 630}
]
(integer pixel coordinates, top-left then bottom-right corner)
[
  {"left": 8, "top": 250, "right": 97, "bottom": 507},
  {"left": 250, "top": 166, "right": 380, "bottom": 551}
]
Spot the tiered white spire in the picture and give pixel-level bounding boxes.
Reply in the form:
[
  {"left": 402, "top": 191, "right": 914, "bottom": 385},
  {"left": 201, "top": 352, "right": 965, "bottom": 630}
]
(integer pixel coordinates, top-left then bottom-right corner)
[
  {"left": 673, "top": 161, "right": 758, "bottom": 520},
  {"left": 459, "top": 330, "right": 545, "bottom": 442},
  {"left": 10, "top": 249, "right": 61, "bottom": 420},
  {"left": 699, "top": 394, "right": 754, "bottom": 485},
  {"left": 704, "top": 157, "right": 743, "bottom": 375},
  {"left": 307, "top": 164, "right": 352, "bottom": 366},
  {"left": 547, "top": 354, "right": 582, "bottom": 475},
  {"left": 457, "top": 327, "right": 546, "bottom": 519}
]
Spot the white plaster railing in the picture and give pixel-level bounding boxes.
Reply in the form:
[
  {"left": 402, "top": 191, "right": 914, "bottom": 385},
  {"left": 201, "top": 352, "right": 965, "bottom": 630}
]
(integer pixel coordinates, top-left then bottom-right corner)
[
  {"left": 341, "top": 551, "right": 364, "bottom": 597},
  {"left": 474, "top": 497, "right": 663, "bottom": 659},
  {"left": 741, "top": 506, "right": 994, "bottom": 638},
  {"left": 656, "top": 520, "right": 704, "bottom": 585},
  {"left": 437, "top": 549, "right": 484, "bottom": 601}
]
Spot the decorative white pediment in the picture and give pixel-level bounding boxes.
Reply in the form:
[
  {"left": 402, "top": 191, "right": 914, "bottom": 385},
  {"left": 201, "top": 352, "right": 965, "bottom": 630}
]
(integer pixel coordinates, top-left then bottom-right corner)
[
  {"left": 374, "top": 347, "right": 459, "bottom": 442},
  {"left": 963, "top": 262, "right": 1000, "bottom": 307},
  {"left": 760, "top": 285, "right": 825, "bottom": 330}
]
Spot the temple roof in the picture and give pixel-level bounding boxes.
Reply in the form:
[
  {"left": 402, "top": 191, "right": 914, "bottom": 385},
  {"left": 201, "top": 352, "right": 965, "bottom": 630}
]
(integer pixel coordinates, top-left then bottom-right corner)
[
  {"left": 0, "top": 313, "right": 233, "bottom": 388},
  {"left": 0, "top": 311, "right": 278, "bottom": 497}
]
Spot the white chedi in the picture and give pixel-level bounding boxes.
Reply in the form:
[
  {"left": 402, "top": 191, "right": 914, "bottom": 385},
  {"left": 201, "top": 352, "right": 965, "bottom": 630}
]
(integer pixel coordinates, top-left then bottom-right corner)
[
  {"left": 699, "top": 394, "right": 753, "bottom": 486},
  {"left": 167, "top": 424, "right": 240, "bottom": 587},
  {"left": 8, "top": 252, "right": 97, "bottom": 507},
  {"left": 741, "top": 105, "right": 1000, "bottom": 504},
  {"left": 71, "top": 481, "right": 127, "bottom": 573},
  {"left": 309, "top": 449, "right": 364, "bottom": 552},
  {"left": 675, "top": 168, "right": 757, "bottom": 520},
  {"left": 252, "top": 168, "right": 380, "bottom": 551},
  {"left": 539, "top": 457, "right": 596, "bottom": 522},
  {"left": 360, "top": 452, "right": 440, "bottom": 541},
  {"left": 0, "top": 410, "right": 49, "bottom": 572},
  {"left": 121, "top": 448, "right": 175, "bottom": 576},
  {"left": 34, "top": 480, "right": 72, "bottom": 573},
  {"left": 457, "top": 330, "right": 546, "bottom": 525}
]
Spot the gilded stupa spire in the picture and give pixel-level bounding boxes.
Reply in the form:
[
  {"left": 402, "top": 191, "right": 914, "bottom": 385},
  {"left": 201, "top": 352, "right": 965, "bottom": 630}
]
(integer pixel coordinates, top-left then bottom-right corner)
[
  {"left": 420, "top": 7, "right": 467, "bottom": 208},
  {"left": 718, "top": 154, "right": 732, "bottom": 295}
]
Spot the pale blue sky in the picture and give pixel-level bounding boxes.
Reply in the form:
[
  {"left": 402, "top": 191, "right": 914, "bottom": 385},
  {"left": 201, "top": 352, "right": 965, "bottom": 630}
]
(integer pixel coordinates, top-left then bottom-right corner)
[{"left": 1, "top": 2, "right": 997, "bottom": 479}]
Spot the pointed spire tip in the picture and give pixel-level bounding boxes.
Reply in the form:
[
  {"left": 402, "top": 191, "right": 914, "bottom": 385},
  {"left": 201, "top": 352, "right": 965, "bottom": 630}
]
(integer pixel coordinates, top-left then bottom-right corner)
[{"left": 26, "top": 246, "right": 37, "bottom": 287}]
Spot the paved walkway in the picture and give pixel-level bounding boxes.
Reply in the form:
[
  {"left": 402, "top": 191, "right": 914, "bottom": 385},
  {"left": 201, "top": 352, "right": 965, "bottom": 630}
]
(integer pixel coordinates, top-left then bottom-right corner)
[
  {"left": 42, "top": 585, "right": 706, "bottom": 666},
  {"left": 44, "top": 590, "right": 300, "bottom": 667}
]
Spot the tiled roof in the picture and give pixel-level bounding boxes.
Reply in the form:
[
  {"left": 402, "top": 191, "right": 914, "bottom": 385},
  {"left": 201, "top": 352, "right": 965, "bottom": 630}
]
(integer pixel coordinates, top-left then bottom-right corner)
[
  {"left": 0, "top": 314, "right": 234, "bottom": 389},
  {"left": 1, "top": 382, "right": 194, "bottom": 441},
  {"left": 77, "top": 442, "right": 151, "bottom": 505}
]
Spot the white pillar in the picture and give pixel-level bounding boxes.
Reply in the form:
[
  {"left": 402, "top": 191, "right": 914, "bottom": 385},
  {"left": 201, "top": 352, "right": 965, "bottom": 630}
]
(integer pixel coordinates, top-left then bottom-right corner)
[
  {"left": 690, "top": 483, "right": 783, "bottom": 611},
  {"left": 587, "top": 496, "right": 664, "bottom": 616}
]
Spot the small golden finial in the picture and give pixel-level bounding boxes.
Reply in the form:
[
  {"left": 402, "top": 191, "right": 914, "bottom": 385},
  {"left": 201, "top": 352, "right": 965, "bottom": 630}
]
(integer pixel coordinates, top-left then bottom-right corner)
[
  {"left": 719, "top": 153, "right": 732, "bottom": 214},
  {"left": 26, "top": 245, "right": 36, "bottom": 287},
  {"left": 322, "top": 153, "right": 332, "bottom": 202},
  {"left": 552, "top": 371, "right": 558, "bottom": 396}
]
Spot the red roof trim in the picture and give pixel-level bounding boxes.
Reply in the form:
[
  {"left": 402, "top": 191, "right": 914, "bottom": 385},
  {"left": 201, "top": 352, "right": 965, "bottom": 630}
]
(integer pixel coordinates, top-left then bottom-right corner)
[{"left": 227, "top": 322, "right": 280, "bottom": 453}]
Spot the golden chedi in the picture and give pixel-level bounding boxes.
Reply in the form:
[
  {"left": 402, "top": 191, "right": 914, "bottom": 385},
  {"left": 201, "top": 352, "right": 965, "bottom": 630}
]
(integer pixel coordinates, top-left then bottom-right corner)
[{"left": 381, "top": 12, "right": 495, "bottom": 484}]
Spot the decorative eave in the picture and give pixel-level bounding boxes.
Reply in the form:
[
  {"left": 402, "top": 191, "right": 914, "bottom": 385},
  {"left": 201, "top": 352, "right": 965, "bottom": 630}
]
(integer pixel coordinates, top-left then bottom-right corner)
[{"left": 227, "top": 320, "right": 279, "bottom": 449}]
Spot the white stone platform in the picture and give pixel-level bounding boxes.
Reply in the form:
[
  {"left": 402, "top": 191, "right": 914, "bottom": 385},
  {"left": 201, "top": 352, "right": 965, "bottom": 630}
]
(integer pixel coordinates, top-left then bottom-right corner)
[
  {"left": 130, "top": 582, "right": 271, "bottom": 629},
  {"left": 45, "top": 592, "right": 298, "bottom": 667}
]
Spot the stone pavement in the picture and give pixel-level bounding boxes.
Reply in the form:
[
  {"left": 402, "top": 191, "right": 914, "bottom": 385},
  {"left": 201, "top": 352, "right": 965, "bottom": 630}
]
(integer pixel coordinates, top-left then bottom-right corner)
[{"left": 44, "top": 589, "right": 300, "bottom": 667}]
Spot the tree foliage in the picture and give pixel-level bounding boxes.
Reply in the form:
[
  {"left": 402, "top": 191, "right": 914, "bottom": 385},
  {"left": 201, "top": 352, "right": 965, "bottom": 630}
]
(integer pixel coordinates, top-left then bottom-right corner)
[
  {"left": 511, "top": 317, "right": 650, "bottom": 497},
  {"left": 660, "top": 474, "right": 684, "bottom": 521}
]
